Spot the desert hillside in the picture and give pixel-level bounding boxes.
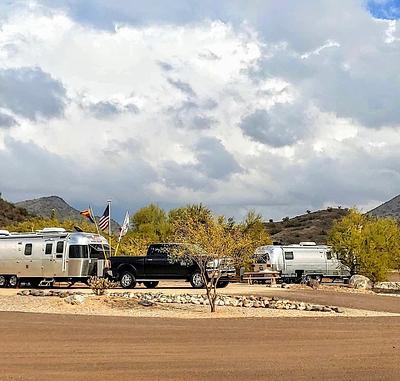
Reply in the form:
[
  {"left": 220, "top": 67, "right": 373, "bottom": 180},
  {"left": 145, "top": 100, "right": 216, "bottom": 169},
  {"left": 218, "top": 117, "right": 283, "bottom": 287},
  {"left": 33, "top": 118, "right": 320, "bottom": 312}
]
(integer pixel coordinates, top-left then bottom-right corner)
[
  {"left": 0, "top": 197, "right": 31, "bottom": 227},
  {"left": 265, "top": 208, "right": 349, "bottom": 245}
]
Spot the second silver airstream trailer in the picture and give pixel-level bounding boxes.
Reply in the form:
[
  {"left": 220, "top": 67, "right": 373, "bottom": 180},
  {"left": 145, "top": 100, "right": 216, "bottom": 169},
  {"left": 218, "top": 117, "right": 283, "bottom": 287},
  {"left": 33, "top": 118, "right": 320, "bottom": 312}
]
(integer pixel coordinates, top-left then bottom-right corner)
[
  {"left": 0, "top": 228, "right": 110, "bottom": 287},
  {"left": 254, "top": 242, "right": 351, "bottom": 282}
]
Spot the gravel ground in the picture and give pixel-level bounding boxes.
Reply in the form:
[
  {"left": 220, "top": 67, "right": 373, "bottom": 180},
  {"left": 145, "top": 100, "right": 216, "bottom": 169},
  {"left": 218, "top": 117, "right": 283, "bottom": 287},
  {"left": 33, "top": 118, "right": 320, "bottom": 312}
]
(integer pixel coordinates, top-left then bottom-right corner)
[
  {"left": 0, "top": 281, "right": 399, "bottom": 318},
  {"left": 0, "top": 293, "right": 397, "bottom": 319}
]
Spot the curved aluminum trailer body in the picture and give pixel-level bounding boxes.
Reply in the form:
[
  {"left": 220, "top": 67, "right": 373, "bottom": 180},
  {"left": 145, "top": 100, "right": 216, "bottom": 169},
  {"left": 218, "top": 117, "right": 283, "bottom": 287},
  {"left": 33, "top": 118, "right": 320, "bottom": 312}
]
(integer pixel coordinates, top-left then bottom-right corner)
[
  {"left": 0, "top": 228, "right": 109, "bottom": 285},
  {"left": 254, "top": 242, "right": 350, "bottom": 281}
]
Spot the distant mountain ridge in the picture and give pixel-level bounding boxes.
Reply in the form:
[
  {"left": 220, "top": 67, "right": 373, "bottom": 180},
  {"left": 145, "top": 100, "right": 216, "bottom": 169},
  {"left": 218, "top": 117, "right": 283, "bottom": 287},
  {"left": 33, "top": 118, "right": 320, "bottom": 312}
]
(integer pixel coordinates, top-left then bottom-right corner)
[
  {"left": 16, "top": 196, "right": 81, "bottom": 221},
  {"left": 15, "top": 196, "right": 120, "bottom": 231},
  {"left": 367, "top": 194, "right": 400, "bottom": 219}
]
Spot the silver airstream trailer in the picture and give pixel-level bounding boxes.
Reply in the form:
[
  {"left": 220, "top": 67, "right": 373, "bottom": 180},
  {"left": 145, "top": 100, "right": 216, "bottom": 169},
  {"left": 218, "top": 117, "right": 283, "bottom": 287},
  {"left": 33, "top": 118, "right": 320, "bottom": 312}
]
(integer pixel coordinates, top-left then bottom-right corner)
[
  {"left": 253, "top": 242, "right": 351, "bottom": 282},
  {"left": 0, "top": 228, "right": 110, "bottom": 287}
]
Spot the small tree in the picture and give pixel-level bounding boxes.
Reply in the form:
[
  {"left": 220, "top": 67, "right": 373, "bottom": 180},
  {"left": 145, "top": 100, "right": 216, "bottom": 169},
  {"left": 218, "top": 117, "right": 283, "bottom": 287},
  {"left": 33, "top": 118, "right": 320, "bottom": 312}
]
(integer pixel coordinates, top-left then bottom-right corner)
[
  {"left": 171, "top": 211, "right": 238, "bottom": 312},
  {"left": 170, "top": 207, "right": 271, "bottom": 312}
]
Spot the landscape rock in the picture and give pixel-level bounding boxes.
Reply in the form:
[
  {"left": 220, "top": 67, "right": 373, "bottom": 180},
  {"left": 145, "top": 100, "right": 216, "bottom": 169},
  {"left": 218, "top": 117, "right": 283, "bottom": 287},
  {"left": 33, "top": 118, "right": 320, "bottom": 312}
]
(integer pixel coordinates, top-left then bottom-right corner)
[
  {"left": 64, "top": 294, "right": 86, "bottom": 305},
  {"left": 349, "top": 275, "right": 373, "bottom": 290},
  {"left": 138, "top": 300, "right": 154, "bottom": 307},
  {"left": 374, "top": 282, "right": 400, "bottom": 290}
]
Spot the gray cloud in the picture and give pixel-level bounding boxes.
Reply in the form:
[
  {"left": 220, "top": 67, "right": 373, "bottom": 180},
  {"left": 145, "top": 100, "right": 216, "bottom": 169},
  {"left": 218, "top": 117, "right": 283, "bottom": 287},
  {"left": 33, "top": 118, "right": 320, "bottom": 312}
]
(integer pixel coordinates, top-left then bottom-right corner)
[
  {"left": 167, "top": 78, "right": 196, "bottom": 98},
  {"left": 198, "top": 50, "right": 220, "bottom": 60},
  {"left": 0, "top": 67, "right": 67, "bottom": 121},
  {"left": 161, "top": 137, "right": 242, "bottom": 191},
  {"left": 194, "top": 137, "right": 242, "bottom": 179},
  {"left": 0, "top": 112, "right": 17, "bottom": 128},
  {"left": 240, "top": 102, "right": 311, "bottom": 147},
  {"left": 158, "top": 61, "right": 174, "bottom": 71},
  {"left": 87, "top": 100, "right": 139, "bottom": 119},
  {"left": 169, "top": 99, "right": 217, "bottom": 130}
]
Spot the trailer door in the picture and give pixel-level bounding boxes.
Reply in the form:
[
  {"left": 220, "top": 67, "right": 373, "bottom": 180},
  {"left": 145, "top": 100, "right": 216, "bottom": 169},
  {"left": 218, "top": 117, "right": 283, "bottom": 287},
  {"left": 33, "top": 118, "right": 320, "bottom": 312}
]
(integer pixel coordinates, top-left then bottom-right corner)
[
  {"left": 42, "top": 241, "right": 55, "bottom": 277},
  {"left": 53, "top": 240, "right": 67, "bottom": 277}
]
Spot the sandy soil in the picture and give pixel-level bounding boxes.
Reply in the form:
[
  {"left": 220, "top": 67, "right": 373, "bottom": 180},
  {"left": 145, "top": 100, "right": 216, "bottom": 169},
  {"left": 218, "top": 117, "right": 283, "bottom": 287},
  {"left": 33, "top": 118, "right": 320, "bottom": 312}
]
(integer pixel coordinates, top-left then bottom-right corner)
[
  {"left": 2, "top": 280, "right": 400, "bottom": 314},
  {"left": 0, "top": 294, "right": 396, "bottom": 319},
  {"left": 0, "top": 312, "right": 399, "bottom": 381}
]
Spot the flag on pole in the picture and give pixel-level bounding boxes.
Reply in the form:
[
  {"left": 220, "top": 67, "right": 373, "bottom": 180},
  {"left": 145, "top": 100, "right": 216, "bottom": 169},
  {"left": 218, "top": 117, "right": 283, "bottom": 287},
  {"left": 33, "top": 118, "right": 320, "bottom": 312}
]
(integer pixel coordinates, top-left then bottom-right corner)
[
  {"left": 80, "top": 208, "right": 95, "bottom": 224},
  {"left": 120, "top": 211, "right": 130, "bottom": 237},
  {"left": 99, "top": 204, "right": 110, "bottom": 231}
]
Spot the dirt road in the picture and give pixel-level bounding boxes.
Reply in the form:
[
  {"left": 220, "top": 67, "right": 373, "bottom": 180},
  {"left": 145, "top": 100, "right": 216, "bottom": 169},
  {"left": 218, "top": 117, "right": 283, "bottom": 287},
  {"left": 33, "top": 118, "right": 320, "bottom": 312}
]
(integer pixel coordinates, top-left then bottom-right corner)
[{"left": 0, "top": 312, "right": 399, "bottom": 381}]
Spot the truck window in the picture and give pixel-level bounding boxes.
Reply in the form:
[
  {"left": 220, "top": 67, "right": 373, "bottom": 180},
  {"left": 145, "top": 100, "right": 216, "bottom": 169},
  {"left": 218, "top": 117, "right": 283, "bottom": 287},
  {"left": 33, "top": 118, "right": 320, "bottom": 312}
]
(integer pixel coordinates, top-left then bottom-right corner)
[
  {"left": 69, "top": 245, "right": 89, "bottom": 258},
  {"left": 24, "top": 243, "right": 32, "bottom": 256},
  {"left": 326, "top": 251, "right": 332, "bottom": 260},
  {"left": 284, "top": 251, "right": 294, "bottom": 260},
  {"left": 56, "top": 241, "right": 64, "bottom": 254},
  {"left": 45, "top": 243, "right": 53, "bottom": 255},
  {"left": 148, "top": 245, "right": 168, "bottom": 257}
]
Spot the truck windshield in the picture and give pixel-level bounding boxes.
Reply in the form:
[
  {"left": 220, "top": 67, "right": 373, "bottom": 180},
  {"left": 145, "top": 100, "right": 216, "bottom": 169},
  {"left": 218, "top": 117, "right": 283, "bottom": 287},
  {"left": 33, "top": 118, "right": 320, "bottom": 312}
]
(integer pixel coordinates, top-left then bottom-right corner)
[
  {"left": 69, "top": 245, "right": 89, "bottom": 258},
  {"left": 89, "top": 244, "right": 110, "bottom": 259}
]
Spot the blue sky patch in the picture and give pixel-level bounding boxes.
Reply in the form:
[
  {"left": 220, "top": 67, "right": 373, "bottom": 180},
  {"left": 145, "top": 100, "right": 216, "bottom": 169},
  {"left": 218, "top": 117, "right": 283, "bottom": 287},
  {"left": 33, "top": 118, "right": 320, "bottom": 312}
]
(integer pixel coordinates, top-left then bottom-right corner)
[{"left": 367, "top": 0, "right": 400, "bottom": 19}]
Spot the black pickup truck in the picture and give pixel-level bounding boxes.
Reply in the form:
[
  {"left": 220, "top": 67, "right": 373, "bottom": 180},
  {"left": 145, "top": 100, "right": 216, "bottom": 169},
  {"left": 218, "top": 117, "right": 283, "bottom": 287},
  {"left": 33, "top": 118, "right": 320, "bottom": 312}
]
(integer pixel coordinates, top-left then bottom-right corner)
[{"left": 110, "top": 243, "right": 236, "bottom": 289}]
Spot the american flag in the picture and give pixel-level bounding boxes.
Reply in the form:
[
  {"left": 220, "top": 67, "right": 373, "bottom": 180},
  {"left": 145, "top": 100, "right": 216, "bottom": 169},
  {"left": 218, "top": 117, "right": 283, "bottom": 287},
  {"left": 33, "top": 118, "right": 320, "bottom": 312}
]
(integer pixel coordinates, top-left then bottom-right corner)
[{"left": 99, "top": 204, "right": 110, "bottom": 231}]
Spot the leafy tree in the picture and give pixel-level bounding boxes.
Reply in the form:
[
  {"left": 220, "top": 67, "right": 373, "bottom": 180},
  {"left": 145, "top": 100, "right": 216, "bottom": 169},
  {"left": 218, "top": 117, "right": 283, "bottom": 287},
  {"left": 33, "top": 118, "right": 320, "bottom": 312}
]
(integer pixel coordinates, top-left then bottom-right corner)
[
  {"left": 170, "top": 208, "right": 272, "bottom": 312},
  {"left": 328, "top": 209, "right": 400, "bottom": 282},
  {"left": 171, "top": 211, "right": 237, "bottom": 312},
  {"left": 328, "top": 209, "right": 366, "bottom": 275},
  {"left": 131, "top": 204, "right": 171, "bottom": 241},
  {"left": 168, "top": 203, "right": 212, "bottom": 226},
  {"left": 231, "top": 210, "right": 272, "bottom": 270}
]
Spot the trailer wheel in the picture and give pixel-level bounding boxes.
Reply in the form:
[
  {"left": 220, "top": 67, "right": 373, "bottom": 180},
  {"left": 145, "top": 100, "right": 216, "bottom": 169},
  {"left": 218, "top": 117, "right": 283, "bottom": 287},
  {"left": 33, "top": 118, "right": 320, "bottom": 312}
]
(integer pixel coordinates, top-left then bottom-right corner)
[
  {"left": 8, "top": 275, "right": 19, "bottom": 288},
  {"left": 190, "top": 272, "right": 205, "bottom": 289},
  {"left": 143, "top": 281, "right": 159, "bottom": 289},
  {"left": 315, "top": 275, "right": 323, "bottom": 283},
  {"left": 120, "top": 271, "right": 136, "bottom": 289},
  {"left": 0, "top": 275, "right": 6, "bottom": 288}
]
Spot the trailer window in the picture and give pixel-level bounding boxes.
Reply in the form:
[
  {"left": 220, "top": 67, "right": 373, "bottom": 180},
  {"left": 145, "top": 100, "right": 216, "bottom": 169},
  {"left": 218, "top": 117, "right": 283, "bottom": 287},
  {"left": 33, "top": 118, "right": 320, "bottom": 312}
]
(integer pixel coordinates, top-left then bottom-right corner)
[
  {"left": 69, "top": 245, "right": 89, "bottom": 258},
  {"left": 284, "top": 251, "right": 294, "bottom": 260},
  {"left": 326, "top": 251, "right": 332, "bottom": 260},
  {"left": 45, "top": 243, "right": 53, "bottom": 255},
  {"left": 24, "top": 244, "right": 32, "bottom": 256},
  {"left": 56, "top": 241, "right": 64, "bottom": 254}
]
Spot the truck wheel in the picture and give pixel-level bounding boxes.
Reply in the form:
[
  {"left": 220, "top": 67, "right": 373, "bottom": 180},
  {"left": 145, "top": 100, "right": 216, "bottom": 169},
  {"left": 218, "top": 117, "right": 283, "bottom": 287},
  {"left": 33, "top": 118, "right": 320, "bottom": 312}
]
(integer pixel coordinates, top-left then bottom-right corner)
[
  {"left": 8, "top": 275, "right": 19, "bottom": 288},
  {"left": 120, "top": 271, "right": 136, "bottom": 289},
  {"left": 143, "top": 281, "right": 159, "bottom": 289},
  {"left": 217, "top": 280, "right": 229, "bottom": 288},
  {"left": 190, "top": 272, "right": 205, "bottom": 289},
  {"left": 0, "top": 275, "right": 6, "bottom": 288}
]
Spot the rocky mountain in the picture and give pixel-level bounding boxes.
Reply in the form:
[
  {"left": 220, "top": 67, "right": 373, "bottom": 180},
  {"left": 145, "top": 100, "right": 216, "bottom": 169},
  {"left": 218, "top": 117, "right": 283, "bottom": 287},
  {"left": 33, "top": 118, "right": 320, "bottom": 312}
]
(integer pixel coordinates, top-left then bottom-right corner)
[
  {"left": 16, "top": 196, "right": 81, "bottom": 221},
  {"left": 367, "top": 194, "right": 400, "bottom": 219},
  {"left": 15, "top": 196, "right": 120, "bottom": 231},
  {"left": 0, "top": 197, "right": 32, "bottom": 227},
  {"left": 264, "top": 207, "right": 349, "bottom": 245}
]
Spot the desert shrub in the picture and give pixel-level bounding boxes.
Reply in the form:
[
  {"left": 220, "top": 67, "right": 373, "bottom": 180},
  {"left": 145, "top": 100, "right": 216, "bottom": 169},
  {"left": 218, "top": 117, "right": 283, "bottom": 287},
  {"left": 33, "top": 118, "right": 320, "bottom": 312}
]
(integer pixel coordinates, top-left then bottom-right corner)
[{"left": 88, "top": 277, "right": 117, "bottom": 296}]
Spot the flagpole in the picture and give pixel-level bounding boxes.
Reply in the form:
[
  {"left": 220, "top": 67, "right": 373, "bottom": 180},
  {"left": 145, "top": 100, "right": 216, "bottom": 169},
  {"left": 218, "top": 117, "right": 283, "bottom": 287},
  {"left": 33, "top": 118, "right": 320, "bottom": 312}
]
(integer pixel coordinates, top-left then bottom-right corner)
[
  {"left": 107, "top": 199, "right": 112, "bottom": 255},
  {"left": 114, "top": 230, "right": 123, "bottom": 257},
  {"left": 114, "top": 211, "right": 129, "bottom": 257},
  {"left": 91, "top": 206, "right": 108, "bottom": 261}
]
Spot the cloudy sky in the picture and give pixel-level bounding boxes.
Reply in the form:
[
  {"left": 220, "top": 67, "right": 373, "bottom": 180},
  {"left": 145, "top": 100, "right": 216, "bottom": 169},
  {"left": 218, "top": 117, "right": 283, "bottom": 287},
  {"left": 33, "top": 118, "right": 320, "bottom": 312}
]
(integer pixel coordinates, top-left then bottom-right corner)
[{"left": 1, "top": 0, "right": 400, "bottom": 222}]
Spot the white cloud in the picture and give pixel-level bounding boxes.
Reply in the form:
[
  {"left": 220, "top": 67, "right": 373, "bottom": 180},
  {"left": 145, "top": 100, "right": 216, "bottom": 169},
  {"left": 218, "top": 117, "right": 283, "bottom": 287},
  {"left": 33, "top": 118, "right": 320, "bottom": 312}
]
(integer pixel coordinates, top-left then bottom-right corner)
[{"left": 0, "top": 1, "right": 400, "bottom": 221}]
